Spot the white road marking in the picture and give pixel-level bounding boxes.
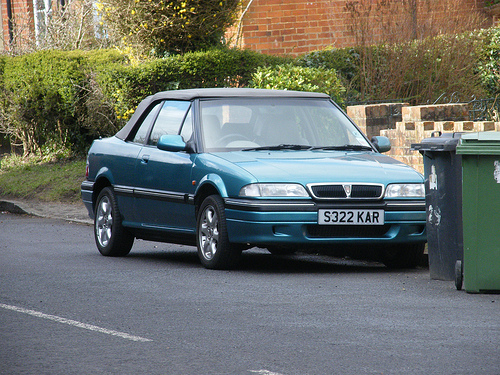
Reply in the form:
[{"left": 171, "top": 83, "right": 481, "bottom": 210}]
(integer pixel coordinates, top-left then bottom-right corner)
[
  {"left": 250, "top": 370, "right": 286, "bottom": 375},
  {"left": 0, "top": 303, "right": 152, "bottom": 342}
]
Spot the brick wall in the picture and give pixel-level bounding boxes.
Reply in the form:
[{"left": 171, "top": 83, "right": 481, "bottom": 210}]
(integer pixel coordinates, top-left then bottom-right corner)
[
  {"left": 347, "top": 102, "right": 500, "bottom": 174},
  {"left": 1, "top": 0, "right": 34, "bottom": 51},
  {"left": 347, "top": 103, "right": 407, "bottom": 140},
  {"left": 230, "top": 0, "right": 490, "bottom": 57}
]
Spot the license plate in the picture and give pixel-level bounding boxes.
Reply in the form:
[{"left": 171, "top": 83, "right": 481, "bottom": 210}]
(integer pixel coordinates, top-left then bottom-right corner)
[{"left": 318, "top": 209, "right": 384, "bottom": 225}]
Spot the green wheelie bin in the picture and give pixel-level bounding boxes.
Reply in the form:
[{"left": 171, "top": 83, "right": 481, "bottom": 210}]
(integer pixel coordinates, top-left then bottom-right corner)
[{"left": 455, "top": 132, "right": 500, "bottom": 293}]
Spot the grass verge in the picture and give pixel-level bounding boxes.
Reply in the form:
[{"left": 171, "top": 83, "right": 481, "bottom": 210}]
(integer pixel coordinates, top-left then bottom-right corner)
[{"left": 0, "top": 156, "right": 86, "bottom": 203}]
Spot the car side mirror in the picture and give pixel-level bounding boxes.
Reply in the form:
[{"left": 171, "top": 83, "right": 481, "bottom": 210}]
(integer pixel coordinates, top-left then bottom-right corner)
[
  {"left": 371, "top": 136, "right": 391, "bottom": 153},
  {"left": 157, "top": 135, "right": 187, "bottom": 152}
]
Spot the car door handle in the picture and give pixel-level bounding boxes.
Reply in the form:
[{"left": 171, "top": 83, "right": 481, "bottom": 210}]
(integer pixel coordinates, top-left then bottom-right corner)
[{"left": 141, "top": 155, "right": 150, "bottom": 164}]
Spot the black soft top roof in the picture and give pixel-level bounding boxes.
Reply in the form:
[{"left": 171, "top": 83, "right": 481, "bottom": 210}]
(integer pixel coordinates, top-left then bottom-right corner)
[{"left": 115, "top": 88, "right": 331, "bottom": 140}]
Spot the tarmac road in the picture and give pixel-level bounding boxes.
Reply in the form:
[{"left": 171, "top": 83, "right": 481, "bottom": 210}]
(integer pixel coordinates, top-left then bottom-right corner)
[{"left": 0, "top": 201, "right": 499, "bottom": 375}]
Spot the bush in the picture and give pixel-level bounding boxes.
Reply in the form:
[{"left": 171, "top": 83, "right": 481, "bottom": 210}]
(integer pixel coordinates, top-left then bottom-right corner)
[
  {"left": 373, "top": 33, "right": 487, "bottom": 104},
  {"left": 0, "top": 48, "right": 288, "bottom": 156},
  {"left": 250, "top": 64, "right": 346, "bottom": 105},
  {"left": 97, "top": 0, "right": 240, "bottom": 56},
  {"left": 0, "top": 50, "right": 88, "bottom": 157},
  {"left": 0, "top": 49, "right": 127, "bottom": 157},
  {"left": 296, "top": 48, "right": 359, "bottom": 82},
  {"left": 297, "top": 31, "right": 489, "bottom": 105},
  {"left": 476, "top": 28, "right": 500, "bottom": 97},
  {"left": 96, "top": 48, "right": 287, "bottom": 125}
]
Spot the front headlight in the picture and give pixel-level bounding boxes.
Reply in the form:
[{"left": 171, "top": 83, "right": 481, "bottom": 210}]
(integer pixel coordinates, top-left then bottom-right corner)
[
  {"left": 239, "top": 183, "right": 309, "bottom": 197},
  {"left": 385, "top": 183, "right": 425, "bottom": 198}
]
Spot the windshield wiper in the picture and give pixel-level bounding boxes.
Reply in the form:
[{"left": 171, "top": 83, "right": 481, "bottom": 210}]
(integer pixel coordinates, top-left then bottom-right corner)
[
  {"left": 242, "top": 144, "right": 312, "bottom": 151},
  {"left": 310, "top": 144, "right": 373, "bottom": 151}
]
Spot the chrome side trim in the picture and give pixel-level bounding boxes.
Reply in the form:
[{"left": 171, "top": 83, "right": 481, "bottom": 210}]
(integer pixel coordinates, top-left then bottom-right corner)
[
  {"left": 114, "top": 185, "right": 134, "bottom": 196},
  {"left": 114, "top": 185, "right": 194, "bottom": 204},
  {"left": 133, "top": 187, "right": 184, "bottom": 201},
  {"left": 224, "top": 198, "right": 316, "bottom": 212}
]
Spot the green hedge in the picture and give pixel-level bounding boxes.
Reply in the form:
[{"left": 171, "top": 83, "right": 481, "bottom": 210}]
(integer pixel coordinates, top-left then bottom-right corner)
[
  {"left": 0, "top": 49, "right": 126, "bottom": 158},
  {"left": 3, "top": 27, "right": 499, "bottom": 159},
  {"left": 0, "top": 47, "right": 342, "bottom": 158},
  {"left": 96, "top": 48, "right": 288, "bottom": 123},
  {"left": 251, "top": 64, "right": 346, "bottom": 105},
  {"left": 297, "top": 29, "right": 500, "bottom": 104},
  {"left": 476, "top": 28, "right": 500, "bottom": 97}
]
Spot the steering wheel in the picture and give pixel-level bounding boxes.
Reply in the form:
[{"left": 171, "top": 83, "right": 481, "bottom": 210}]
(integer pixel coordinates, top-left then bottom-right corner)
[{"left": 216, "top": 134, "right": 251, "bottom": 146}]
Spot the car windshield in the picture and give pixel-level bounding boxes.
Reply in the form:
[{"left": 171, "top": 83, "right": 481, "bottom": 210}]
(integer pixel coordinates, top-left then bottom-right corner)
[{"left": 199, "top": 97, "right": 371, "bottom": 152}]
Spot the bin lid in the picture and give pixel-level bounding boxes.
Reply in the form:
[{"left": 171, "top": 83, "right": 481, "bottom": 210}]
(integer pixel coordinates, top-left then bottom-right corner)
[
  {"left": 411, "top": 132, "right": 464, "bottom": 152},
  {"left": 456, "top": 132, "right": 500, "bottom": 155}
]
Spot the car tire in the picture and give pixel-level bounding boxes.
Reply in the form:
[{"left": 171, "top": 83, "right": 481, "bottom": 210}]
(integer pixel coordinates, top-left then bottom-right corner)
[
  {"left": 94, "top": 187, "right": 134, "bottom": 257},
  {"left": 196, "top": 195, "right": 242, "bottom": 270},
  {"left": 380, "top": 243, "right": 425, "bottom": 269}
]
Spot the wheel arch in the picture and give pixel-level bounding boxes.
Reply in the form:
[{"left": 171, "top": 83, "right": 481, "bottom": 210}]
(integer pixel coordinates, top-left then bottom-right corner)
[
  {"left": 194, "top": 181, "right": 221, "bottom": 216},
  {"left": 92, "top": 177, "right": 113, "bottom": 213}
]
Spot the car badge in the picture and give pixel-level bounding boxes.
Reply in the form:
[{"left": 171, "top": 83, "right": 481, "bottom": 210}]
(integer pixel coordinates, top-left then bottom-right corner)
[{"left": 343, "top": 184, "right": 352, "bottom": 198}]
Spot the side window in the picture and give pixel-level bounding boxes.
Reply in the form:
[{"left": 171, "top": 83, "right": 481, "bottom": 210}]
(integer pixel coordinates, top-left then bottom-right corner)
[
  {"left": 180, "top": 106, "right": 193, "bottom": 141},
  {"left": 148, "top": 101, "right": 191, "bottom": 146},
  {"left": 132, "top": 102, "right": 162, "bottom": 144}
]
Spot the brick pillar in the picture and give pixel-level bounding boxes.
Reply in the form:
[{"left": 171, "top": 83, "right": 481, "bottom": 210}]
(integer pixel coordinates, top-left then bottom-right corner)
[{"left": 347, "top": 103, "right": 408, "bottom": 139}]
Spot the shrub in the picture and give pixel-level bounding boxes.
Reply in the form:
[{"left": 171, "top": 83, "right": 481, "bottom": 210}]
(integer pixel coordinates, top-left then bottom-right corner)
[
  {"left": 250, "top": 64, "right": 346, "bottom": 105},
  {"left": 297, "top": 31, "right": 488, "bottom": 105},
  {"left": 295, "top": 48, "right": 361, "bottom": 102},
  {"left": 296, "top": 48, "right": 359, "bottom": 82},
  {"left": 96, "top": 48, "right": 287, "bottom": 125},
  {"left": 476, "top": 28, "right": 500, "bottom": 97},
  {"left": 0, "top": 48, "right": 287, "bottom": 157},
  {"left": 339, "top": 0, "right": 489, "bottom": 104},
  {"left": 0, "top": 49, "right": 126, "bottom": 157},
  {"left": 96, "top": 0, "right": 240, "bottom": 56},
  {"left": 0, "top": 50, "right": 88, "bottom": 156}
]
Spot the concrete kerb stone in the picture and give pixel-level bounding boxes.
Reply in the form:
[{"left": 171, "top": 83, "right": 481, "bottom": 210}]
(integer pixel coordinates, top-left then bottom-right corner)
[{"left": 0, "top": 199, "right": 92, "bottom": 225}]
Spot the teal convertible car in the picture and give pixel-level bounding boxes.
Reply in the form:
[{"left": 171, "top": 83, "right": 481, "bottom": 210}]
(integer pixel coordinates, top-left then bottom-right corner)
[{"left": 81, "top": 88, "right": 426, "bottom": 269}]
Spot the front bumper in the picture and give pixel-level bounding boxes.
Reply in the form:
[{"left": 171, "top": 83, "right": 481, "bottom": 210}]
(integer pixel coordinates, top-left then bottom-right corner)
[{"left": 224, "top": 198, "right": 426, "bottom": 246}]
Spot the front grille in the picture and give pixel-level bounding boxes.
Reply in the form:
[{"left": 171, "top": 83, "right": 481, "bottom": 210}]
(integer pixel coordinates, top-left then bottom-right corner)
[
  {"left": 308, "top": 184, "right": 384, "bottom": 199},
  {"left": 306, "top": 224, "right": 391, "bottom": 238}
]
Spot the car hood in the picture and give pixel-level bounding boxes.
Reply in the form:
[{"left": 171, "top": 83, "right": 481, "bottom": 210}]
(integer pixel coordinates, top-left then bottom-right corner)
[{"left": 211, "top": 150, "right": 423, "bottom": 185}]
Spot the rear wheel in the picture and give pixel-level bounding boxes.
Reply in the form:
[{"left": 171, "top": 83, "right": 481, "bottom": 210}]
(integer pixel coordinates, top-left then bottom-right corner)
[
  {"left": 196, "top": 195, "right": 242, "bottom": 269},
  {"left": 94, "top": 187, "right": 134, "bottom": 257},
  {"left": 380, "top": 243, "right": 425, "bottom": 269}
]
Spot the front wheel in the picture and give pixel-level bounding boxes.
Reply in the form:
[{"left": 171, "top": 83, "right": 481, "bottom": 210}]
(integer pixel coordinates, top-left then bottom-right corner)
[
  {"left": 380, "top": 243, "right": 425, "bottom": 269},
  {"left": 94, "top": 187, "right": 134, "bottom": 257},
  {"left": 196, "top": 195, "right": 242, "bottom": 269}
]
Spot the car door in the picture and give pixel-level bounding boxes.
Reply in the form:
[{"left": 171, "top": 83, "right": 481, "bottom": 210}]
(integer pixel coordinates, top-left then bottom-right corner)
[
  {"left": 134, "top": 100, "right": 197, "bottom": 232},
  {"left": 111, "top": 101, "right": 163, "bottom": 224}
]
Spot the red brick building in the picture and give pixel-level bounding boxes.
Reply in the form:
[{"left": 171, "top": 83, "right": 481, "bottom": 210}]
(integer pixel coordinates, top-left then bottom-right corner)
[
  {"left": 1, "top": 0, "right": 67, "bottom": 53},
  {"left": 1, "top": 0, "right": 34, "bottom": 51},
  {"left": 1, "top": 0, "right": 494, "bottom": 55}
]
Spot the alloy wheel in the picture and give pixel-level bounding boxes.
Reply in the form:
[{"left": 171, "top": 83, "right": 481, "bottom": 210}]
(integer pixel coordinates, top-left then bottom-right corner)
[
  {"left": 96, "top": 196, "right": 113, "bottom": 248},
  {"left": 199, "top": 205, "right": 219, "bottom": 261}
]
